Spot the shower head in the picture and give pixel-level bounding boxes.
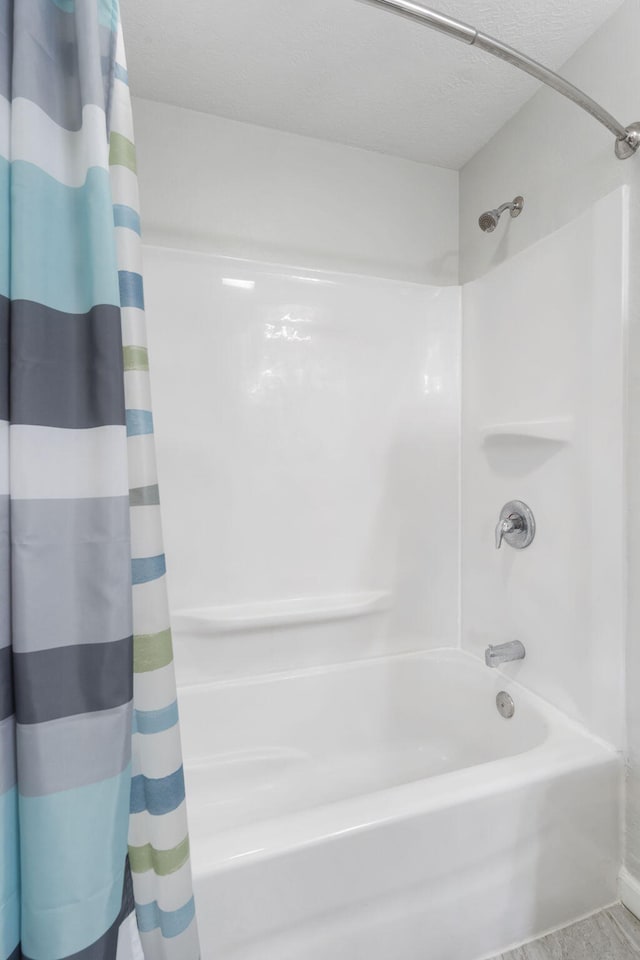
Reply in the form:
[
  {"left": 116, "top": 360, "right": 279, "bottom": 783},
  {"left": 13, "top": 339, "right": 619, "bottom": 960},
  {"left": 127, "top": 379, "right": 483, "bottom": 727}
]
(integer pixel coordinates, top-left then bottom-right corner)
[
  {"left": 478, "top": 196, "right": 524, "bottom": 233},
  {"left": 478, "top": 210, "right": 500, "bottom": 233}
]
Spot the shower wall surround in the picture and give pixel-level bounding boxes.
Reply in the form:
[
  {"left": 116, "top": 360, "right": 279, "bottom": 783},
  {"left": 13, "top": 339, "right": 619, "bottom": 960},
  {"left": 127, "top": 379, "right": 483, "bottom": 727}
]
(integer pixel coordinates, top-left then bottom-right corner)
[
  {"left": 140, "top": 208, "right": 625, "bottom": 960},
  {"left": 133, "top": 3, "right": 635, "bottom": 919},
  {"left": 133, "top": 101, "right": 463, "bottom": 679},
  {"left": 143, "top": 247, "right": 461, "bottom": 678},
  {"left": 462, "top": 189, "right": 626, "bottom": 746},
  {"left": 459, "top": 0, "right": 640, "bottom": 908},
  {"left": 143, "top": 192, "right": 625, "bottom": 736}
]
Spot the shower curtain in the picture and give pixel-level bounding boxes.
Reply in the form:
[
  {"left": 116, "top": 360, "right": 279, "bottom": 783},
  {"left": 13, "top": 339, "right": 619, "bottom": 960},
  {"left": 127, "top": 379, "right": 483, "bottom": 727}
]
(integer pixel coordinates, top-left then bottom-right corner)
[{"left": 0, "top": 3, "right": 199, "bottom": 959}]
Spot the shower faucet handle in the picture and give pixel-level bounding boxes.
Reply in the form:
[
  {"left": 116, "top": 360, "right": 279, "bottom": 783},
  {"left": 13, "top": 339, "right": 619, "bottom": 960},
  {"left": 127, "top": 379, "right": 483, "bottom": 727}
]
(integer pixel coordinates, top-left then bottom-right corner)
[
  {"left": 495, "top": 501, "right": 536, "bottom": 550},
  {"left": 495, "top": 514, "right": 522, "bottom": 549}
]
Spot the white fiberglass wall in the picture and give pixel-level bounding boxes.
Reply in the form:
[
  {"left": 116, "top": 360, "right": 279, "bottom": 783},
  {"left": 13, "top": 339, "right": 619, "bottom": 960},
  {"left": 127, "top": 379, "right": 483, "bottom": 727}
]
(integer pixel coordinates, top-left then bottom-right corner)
[
  {"left": 143, "top": 247, "right": 461, "bottom": 676},
  {"left": 461, "top": 189, "right": 626, "bottom": 746}
]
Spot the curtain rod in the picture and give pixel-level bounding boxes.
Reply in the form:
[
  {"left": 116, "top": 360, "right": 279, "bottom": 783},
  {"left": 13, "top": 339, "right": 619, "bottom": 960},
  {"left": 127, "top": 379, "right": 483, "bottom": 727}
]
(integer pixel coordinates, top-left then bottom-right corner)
[{"left": 357, "top": 0, "right": 640, "bottom": 159}]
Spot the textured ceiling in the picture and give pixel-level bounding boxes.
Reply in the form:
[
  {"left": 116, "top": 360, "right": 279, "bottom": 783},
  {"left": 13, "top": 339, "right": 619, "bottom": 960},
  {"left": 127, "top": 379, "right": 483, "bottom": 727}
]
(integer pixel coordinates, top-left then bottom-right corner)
[{"left": 121, "top": 0, "right": 626, "bottom": 169}]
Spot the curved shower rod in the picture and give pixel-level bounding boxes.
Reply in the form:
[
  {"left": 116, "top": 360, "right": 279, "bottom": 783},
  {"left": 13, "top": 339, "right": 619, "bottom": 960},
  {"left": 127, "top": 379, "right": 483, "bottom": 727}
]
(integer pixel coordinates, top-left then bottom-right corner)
[{"left": 357, "top": 0, "right": 640, "bottom": 159}]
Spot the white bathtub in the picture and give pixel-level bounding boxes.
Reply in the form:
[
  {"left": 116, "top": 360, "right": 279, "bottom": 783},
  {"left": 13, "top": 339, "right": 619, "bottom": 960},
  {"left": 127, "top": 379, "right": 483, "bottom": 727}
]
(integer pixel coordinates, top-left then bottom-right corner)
[{"left": 177, "top": 649, "right": 621, "bottom": 960}]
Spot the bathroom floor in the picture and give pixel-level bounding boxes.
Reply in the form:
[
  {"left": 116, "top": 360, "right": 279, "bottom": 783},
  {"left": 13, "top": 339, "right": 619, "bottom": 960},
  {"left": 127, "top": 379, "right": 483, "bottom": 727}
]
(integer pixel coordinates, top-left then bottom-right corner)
[{"left": 494, "top": 905, "right": 640, "bottom": 958}]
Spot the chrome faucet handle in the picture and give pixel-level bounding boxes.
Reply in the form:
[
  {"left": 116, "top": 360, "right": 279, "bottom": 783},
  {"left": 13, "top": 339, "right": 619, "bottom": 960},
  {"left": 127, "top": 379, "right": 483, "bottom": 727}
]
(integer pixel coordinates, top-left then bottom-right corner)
[
  {"left": 494, "top": 501, "right": 535, "bottom": 550},
  {"left": 495, "top": 515, "right": 522, "bottom": 549}
]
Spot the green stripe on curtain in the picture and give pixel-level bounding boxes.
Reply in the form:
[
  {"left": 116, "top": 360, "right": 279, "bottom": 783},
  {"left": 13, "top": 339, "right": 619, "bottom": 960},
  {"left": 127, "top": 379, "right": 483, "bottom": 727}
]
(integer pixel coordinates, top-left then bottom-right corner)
[
  {"left": 133, "top": 629, "right": 174, "bottom": 673},
  {"left": 109, "top": 132, "right": 137, "bottom": 173},
  {"left": 123, "top": 345, "right": 149, "bottom": 371},
  {"left": 129, "top": 836, "right": 191, "bottom": 876}
]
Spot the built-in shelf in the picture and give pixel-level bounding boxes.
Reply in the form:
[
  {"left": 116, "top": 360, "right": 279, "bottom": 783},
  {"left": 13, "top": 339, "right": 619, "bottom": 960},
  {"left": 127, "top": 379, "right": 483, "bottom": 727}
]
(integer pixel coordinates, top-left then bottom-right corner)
[
  {"left": 480, "top": 417, "right": 574, "bottom": 446},
  {"left": 172, "top": 590, "right": 392, "bottom": 634}
]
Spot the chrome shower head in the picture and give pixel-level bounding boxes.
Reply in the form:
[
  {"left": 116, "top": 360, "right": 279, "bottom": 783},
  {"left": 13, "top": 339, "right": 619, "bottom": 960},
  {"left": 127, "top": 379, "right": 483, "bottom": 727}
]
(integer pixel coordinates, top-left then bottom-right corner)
[
  {"left": 478, "top": 210, "right": 499, "bottom": 233},
  {"left": 478, "top": 196, "right": 524, "bottom": 233}
]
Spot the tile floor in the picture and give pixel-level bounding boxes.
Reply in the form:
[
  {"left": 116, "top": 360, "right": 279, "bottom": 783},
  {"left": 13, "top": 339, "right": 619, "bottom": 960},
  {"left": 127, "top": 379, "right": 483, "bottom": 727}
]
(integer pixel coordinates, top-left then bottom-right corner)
[{"left": 494, "top": 905, "right": 640, "bottom": 959}]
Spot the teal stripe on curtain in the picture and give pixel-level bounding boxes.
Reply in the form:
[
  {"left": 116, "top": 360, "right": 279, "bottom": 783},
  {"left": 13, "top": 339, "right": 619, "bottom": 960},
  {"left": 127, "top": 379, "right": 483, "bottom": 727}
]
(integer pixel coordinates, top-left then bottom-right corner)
[
  {"left": 118, "top": 271, "right": 145, "bottom": 309},
  {"left": 131, "top": 554, "right": 166, "bottom": 585},
  {"left": 0, "top": 159, "right": 9, "bottom": 298},
  {"left": 126, "top": 409, "right": 154, "bottom": 437},
  {"left": 19, "top": 768, "right": 132, "bottom": 959},
  {"left": 113, "top": 204, "right": 140, "bottom": 234},
  {"left": 130, "top": 768, "right": 186, "bottom": 817},
  {"left": 0, "top": 788, "right": 19, "bottom": 960},
  {"left": 136, "top": 898, "right": 196, "bottom": 939},
  {"left": 133, "top": 701, "right": 179, "bottom": 736},
  {"left": 10, "top": 161, "right": 120, "bottom": 313}
]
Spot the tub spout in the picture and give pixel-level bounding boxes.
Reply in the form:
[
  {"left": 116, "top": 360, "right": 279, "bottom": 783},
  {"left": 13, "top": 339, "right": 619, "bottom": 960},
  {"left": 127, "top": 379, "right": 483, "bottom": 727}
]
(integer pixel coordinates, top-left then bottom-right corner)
[{"left": 485, "top": 640, "right": 526, "bottom": 668}]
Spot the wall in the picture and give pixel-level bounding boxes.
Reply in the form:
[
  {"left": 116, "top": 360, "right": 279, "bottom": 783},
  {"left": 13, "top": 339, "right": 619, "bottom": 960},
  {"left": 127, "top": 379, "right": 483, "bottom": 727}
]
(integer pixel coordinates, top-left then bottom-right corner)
[
  {"left": 461, "top": 189, "right": 626, "bottom": 746},
  {"left": 132, "top": 98, "right": 459, "bottom": 286},
  {"left": 133, "top": 97, "right": 462, "bottom": 679},
  {"left": 459, "top": 0, "right": 640, "bottom": 892},
  {"left": 143, "top": 247, "right": 460, "bottom": 680}
]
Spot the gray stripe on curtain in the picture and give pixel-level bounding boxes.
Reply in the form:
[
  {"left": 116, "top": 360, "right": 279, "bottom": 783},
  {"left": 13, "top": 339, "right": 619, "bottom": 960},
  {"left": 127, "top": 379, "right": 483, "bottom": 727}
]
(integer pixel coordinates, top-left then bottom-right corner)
[
  {"left": 14, "top": 635, "right": 133, "bottom": 724},
  {"left": 0, "top": 301, "right": 7, "bottom": 422},
  {"left": 16, "top": 702, "right": 132, "bottom": 797},
  {"left": 5, "top": 0, "right": 114, "bottom": 130},
  {"left": 0, "top": 645, "right": 13, "bottom": 720},
  {"left": 0, "top": 715, "right": 15, "bottom": 793},
  {"left": 0, "top": 495, "right": 8, "bottom": 650},
  {"left": 0, "top": 0, "right": 11, "bottom": 118},
  {"left": 9, "top": 299, "right": 126, "bottom": 429},
  {"left": 129, "top": 484, "right": 161, "bottom": 508},
  {"left": 11, "top": 496, "right": 132, "bottom": 653}
]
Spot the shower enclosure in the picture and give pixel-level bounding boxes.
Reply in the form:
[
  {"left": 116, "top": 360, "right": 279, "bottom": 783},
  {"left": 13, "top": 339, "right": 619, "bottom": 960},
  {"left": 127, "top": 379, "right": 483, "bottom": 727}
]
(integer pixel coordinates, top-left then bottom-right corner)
[
  {"left": 140, "top": 187, "right": 625, "bottom": 958},
  {"left": 120, "top": 0, "right": 640, "bottom": 954}
]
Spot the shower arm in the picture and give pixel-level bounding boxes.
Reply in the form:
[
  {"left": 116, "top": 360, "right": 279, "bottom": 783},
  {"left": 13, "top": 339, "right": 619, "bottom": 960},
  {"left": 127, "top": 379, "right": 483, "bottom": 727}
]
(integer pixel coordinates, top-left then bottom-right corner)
[{"left": 356, "top": 0, "right": 640, "bottom": 159}]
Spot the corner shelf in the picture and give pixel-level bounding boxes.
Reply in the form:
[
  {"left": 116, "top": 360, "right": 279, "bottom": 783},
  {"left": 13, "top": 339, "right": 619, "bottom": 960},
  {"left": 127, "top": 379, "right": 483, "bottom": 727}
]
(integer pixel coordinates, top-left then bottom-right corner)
[{"left": 480, "top": 417, "right": 574, "bottom": 446}]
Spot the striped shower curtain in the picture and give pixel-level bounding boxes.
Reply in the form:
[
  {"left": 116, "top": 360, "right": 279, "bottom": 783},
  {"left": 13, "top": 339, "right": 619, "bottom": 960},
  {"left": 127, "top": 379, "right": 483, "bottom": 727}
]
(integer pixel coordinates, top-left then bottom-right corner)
[{"left": 0, "top": 3, "right": 199, "bottom": 959}]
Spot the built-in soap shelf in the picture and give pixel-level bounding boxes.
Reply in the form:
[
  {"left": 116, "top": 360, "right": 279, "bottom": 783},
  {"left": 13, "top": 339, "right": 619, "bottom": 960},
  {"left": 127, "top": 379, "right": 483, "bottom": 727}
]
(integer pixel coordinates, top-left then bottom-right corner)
[
  {"left": 172, "top": 590, "right": 392, "bottom": 635},
  {"left": 480, "top": 416, "right": 574, "bottom": 446}
]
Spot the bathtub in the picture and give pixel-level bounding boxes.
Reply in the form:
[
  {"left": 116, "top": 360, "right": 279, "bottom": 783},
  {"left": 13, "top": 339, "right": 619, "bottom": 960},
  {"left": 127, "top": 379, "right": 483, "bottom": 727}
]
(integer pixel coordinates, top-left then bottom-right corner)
[{"left": 177, "top": 648, "right": 621, "bottom": 960}]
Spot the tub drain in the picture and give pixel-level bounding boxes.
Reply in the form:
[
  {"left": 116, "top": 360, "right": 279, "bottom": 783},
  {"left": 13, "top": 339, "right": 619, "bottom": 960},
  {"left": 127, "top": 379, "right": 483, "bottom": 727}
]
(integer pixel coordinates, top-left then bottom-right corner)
[{"left": 496, "top": 691, "right": 515, "bottom": 719}]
